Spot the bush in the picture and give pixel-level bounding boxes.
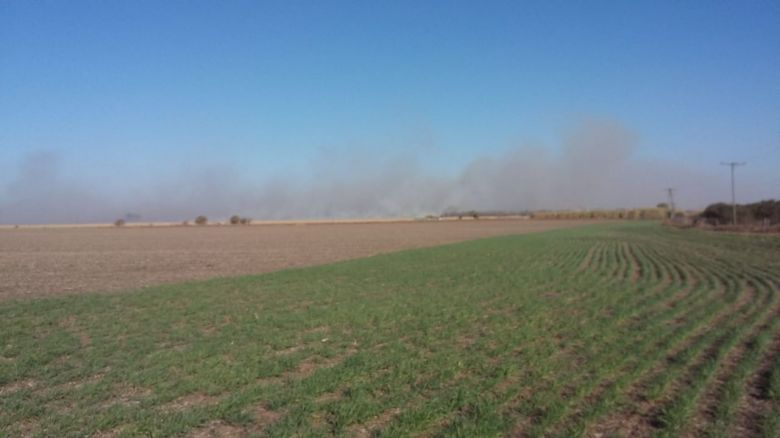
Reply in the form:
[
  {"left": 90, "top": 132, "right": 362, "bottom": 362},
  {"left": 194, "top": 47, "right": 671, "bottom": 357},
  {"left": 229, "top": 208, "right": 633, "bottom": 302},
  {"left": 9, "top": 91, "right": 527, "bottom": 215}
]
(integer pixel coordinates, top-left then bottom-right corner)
[
  {"left": 239, "top": 217, "right": 252, "bottom": 225},
  {"left": 195, "top": 216, "right": 208, "bottom": 226},
  {"left": 753, "top": 200, "right": 780, "bottom": 224},
  {"left": 230, "top": 215, "right": 241, "bottom": 225},
  {"left": 114, "top": 219, "right": 126, "bottom": 227},
  {"left": 181, "top": 220, "right": 190, "bottom": 226},
  {"left": 699, "top": 200, "right": 780, "bottom": 226}
]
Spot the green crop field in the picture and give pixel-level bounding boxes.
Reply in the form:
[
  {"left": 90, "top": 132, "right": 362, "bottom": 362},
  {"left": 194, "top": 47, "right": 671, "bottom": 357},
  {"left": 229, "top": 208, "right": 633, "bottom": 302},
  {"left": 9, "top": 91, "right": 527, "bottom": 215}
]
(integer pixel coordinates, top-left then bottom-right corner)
[{"left": 1, "top": 223, "right": 779, "bottom": 437}]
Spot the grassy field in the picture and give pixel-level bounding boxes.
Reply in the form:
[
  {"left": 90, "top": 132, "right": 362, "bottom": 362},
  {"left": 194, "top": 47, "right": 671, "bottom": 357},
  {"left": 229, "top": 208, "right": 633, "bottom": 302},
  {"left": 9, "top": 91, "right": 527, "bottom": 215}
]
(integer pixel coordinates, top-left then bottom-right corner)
[{"left": 1, "top": 223, "right": 779, "bottom": 437}]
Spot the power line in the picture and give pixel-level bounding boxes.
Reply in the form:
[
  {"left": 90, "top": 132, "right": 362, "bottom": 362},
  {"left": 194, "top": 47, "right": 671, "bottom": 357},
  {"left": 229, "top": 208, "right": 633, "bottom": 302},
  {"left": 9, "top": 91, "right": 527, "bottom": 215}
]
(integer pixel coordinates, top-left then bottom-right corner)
[{"left": 720, "top": 162, "right": 746, "bottom": 225}]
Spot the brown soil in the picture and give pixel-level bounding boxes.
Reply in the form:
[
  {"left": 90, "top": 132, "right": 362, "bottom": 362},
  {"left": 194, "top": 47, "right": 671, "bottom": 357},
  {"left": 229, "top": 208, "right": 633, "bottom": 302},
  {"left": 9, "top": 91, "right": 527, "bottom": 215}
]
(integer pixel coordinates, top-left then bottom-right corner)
[
  {"left": 0, "top": 219, "right": 593, "bottom": 301},
  {"left": 160, "top": 393, "right": 222, "bottom": 413}
]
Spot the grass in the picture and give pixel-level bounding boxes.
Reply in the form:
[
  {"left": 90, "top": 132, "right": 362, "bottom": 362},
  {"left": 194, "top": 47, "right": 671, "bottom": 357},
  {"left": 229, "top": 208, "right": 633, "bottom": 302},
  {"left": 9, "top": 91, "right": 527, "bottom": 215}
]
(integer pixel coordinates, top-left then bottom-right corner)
[{"left": 1, "top": 222, "right": 779, "bottom": 437}]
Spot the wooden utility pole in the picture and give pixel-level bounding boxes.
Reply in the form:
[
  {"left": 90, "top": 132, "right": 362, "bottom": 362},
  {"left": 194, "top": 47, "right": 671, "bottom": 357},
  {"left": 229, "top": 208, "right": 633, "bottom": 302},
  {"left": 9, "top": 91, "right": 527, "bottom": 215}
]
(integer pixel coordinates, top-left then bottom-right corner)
[
  {"left": 665, "top": 188, "right": 676, "bottom": 218},
  {"left": 720, "top": 162, "right": 746, "bottom": 225}
]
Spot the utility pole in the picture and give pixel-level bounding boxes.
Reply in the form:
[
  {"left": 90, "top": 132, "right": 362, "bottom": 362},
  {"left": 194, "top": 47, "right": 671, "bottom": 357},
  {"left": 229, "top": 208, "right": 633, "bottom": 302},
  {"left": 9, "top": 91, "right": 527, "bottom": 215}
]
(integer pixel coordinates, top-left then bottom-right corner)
[
  {"left": 665, "top": 188, "right": 676, "bottom": 219},
  {"left": 720, "top": 162, "right": 746, "bottom": 225}
]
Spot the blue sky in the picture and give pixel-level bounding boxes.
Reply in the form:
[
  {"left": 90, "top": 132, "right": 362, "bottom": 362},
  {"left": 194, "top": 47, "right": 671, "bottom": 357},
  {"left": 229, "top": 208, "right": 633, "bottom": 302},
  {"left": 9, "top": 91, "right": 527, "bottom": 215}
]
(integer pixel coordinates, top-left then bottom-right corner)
[{"left": 1, "top": 1, "right": 778, "bottom": 222}]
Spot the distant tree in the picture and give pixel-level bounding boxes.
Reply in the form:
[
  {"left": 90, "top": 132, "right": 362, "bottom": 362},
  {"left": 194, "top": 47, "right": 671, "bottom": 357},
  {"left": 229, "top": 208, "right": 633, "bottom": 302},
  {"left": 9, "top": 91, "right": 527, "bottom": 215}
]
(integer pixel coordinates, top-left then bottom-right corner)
[
  {"left": 195, "top": 216, "right": 208, "bottom": 226},
  {"left": 239, "top": 217, "right": 252, "bottom": 225},
  {"left": 753, "top": 200, "right": 780, "bottom": 224},
  {"left": 230, "top": 215, "right": 241, "bottom": 225},
  {"left": 656, "top": 203, "right": 668, "bottom": 209},
  {"left": 114, "top": 219, "right": 126, "bottom": 227},
  {"left": 699, "top": 199, "right": 780, "bottom": 226},
  {"left": 700, "top": 203, "right": 732, "bottom": 225}
]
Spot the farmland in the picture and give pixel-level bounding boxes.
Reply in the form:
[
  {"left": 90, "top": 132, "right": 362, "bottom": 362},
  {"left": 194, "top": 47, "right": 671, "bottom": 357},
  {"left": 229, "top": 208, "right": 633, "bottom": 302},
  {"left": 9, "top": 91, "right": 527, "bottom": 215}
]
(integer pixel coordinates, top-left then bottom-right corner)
[
  {"left": 0, "top": 219, "right": 589, "bottom": 300},
  {"left": 1, "top": 222, "right": 779, "bottom": 437}
]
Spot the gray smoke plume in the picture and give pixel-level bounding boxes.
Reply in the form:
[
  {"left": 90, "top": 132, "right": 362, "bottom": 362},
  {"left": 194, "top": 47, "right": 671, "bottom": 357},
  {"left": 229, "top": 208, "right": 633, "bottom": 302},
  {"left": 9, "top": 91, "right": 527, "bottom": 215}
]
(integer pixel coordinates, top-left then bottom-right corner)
[
  {"left": 0, "top": 151, "right": 118, "bottom": 224},
  {"left": 0, "top": 119, "right": 772, "bottom": 225}
]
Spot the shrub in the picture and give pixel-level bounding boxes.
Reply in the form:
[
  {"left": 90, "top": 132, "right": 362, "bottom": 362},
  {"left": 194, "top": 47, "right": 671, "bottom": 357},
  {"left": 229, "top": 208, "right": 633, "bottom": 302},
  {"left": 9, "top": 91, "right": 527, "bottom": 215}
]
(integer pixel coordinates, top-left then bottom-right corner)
[
  {"left": 230, "top": 215, "right": 241, "bottom": 225},
  {"left": 114, "top": 219, "right": 126, "bottom": 227},
  {"left": 699, "top": 200, "right": 780, "bottom": 226},
  {"left": 181, "top": 220, "right": 190, "bottom": 226},
  {"left": 195, "top": 216, "right": 208, "bottom": 226},
  {"left": 753, "top": 200, "right": 780, "bottom": 224},
  {"left": 239, "top": 217, "right": 252, "bottom": 225}
]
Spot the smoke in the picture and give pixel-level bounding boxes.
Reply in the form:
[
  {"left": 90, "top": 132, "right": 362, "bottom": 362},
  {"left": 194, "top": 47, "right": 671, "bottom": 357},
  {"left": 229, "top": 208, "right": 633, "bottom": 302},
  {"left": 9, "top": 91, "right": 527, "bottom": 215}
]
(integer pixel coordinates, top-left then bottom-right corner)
[
  {"left": 0, "top": 151, "right": 119, "bottom": 224},
  {"left": 0, "top": 119, "right": 768, "bottom": 224}
]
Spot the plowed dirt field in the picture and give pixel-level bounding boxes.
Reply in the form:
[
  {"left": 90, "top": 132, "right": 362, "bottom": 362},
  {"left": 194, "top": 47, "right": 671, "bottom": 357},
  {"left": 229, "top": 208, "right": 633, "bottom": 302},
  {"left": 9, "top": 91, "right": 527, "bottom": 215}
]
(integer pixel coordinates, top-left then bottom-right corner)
[{"left": 0, "top": 219, "right": 589, "bottom": 300}]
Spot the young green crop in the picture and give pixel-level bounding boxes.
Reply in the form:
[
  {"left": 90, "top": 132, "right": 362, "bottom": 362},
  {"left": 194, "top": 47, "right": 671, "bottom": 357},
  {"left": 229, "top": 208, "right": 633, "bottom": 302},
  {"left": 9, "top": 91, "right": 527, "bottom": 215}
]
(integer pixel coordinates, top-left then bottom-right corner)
[{"left": 1, "top": 223, "right": 778, "bottom": 437}]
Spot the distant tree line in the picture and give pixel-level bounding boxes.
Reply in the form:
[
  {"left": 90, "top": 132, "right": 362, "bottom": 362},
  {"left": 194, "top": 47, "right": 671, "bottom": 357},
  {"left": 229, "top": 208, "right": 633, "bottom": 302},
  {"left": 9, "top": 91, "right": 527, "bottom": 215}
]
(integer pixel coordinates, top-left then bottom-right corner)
[
  {"left": 441, "top": 209, "right": 536, "bottom": 220},
  {"left": 114, "top": 215, "right": 253, "bottom": 227},
  {"left": 440, "top": 207, "right": 669, "bottom": 221},
  {"left": 699, "top": 200, "right": 780, "bottom": 226},
  {"left": 531, "top": 208, "right": 667, "bottom": 220}
]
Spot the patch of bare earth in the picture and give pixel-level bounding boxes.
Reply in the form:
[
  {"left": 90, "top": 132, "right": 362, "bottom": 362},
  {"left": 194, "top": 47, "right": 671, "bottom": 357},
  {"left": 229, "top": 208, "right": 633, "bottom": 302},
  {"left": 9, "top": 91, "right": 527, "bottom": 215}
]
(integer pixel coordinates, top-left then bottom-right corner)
[
  {"left": 251, "top": 405, "right": 283, "bottom": 432},
  {"left": 15, "top": 420, "right": 40, "bottom": 437},
  {"left": 0, "top": 219, "right": 596, "bottom": 300},
  {"left": 161, "top": 393, "right": 222, "bottom": 413},
  {"left": 184, "top": 405, "right": 282, "bottom": 438},
  {"left": 292, "top": 346, "right": 360, "bottom": 379},
  {"left": 91, "top": 426, "right": 124, "bottom": 438},
  {"left": 255, "top": 345, "right": 359, "bottom": 392},
  {"left": 187, "top": 421, "right": 245, "bottom": 438},
  {"left": 348, "top": 407, "right": 402, "bottom": 437},
  {"left": 55, "top": 372, "right": 105, "bottom": 391},
  {"left": 0, "top": 378, "right": 36, "bottom": 396},
  {"left": 100, "top": 386, "right": 152, "bottom": 408},
  {"left": 315, "top": 390, "right": 342, "bottom": 404}
]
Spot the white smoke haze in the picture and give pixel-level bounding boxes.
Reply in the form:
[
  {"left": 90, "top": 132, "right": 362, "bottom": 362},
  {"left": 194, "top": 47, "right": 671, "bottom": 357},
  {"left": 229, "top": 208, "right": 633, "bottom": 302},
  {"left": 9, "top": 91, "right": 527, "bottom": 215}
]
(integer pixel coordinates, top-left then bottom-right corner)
[
  {"left": 0, "top": 151, "right": 120, "bottom": 224},
  {"left": 0, "top": 119, "right": 769, "bottom": 225}
]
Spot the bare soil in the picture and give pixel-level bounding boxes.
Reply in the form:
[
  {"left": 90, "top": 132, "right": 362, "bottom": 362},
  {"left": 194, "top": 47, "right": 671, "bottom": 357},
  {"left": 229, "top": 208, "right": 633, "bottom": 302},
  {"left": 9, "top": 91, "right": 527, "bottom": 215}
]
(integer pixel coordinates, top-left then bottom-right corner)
[{"left": 0, "top": 219, "right": 592, "bottom": 300}]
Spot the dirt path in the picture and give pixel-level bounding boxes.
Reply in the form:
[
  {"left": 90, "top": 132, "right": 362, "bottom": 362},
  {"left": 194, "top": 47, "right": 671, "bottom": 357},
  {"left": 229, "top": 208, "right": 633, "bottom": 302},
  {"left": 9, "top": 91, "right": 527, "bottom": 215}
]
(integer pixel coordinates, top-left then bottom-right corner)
[{"left": 0, "top": 219, "right": 594, "bottom": 300}]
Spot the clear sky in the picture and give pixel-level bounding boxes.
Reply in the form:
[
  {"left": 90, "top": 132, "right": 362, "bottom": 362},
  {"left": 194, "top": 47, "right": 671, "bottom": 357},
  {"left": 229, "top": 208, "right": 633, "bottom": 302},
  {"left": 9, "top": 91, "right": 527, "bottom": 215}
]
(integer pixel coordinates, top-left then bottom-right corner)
[{"left": 1, "top": 1, "right": 779, "bottom": 223}]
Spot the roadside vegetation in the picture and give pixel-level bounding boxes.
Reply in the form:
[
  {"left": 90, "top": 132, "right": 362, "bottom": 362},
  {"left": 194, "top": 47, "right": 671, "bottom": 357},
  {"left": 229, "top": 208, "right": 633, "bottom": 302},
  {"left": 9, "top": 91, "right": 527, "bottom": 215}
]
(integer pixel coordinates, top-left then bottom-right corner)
[
  {"left": 1, "top": 223, "right": 779, "bottom": 437},
  {"left": 531, "top": 207, "right": 667, "bottom": 220},
  {"left": 697, "top": 200, "right": 780, "bottom": 231},
  {"left": 230, "top": 216, "right": 253, "bottom": 225}
]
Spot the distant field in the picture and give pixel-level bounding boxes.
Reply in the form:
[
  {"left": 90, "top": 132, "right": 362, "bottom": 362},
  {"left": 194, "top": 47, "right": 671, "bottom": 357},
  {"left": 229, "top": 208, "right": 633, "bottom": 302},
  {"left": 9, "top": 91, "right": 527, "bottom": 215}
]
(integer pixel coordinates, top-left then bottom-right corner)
[
  {"left": 0, "top": 219, "right": 589, "bottom": 300},
  {"left": 1, "top": 223, "right": 779, "bottom": 437}
]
